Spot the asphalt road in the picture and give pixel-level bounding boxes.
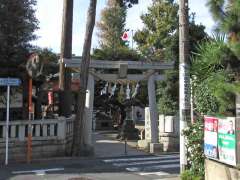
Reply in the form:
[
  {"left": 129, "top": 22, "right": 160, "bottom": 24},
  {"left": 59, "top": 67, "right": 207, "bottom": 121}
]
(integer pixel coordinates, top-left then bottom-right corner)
[{"left": 0, "top": 155, "right": 179, "bottom": 180}]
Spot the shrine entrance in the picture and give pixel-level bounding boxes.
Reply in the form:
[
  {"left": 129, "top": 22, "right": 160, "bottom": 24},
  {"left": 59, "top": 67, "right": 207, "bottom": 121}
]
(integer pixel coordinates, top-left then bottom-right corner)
[{"left": 64, "top": 58, "right": 174, "bottom": 151}]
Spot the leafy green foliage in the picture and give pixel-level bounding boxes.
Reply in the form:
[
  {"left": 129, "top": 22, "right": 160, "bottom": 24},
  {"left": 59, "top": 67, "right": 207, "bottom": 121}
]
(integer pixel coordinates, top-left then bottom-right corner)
[
  {"left": 182, "top": 120, "right": 205, "bottom": 179},
  {"left": 134, "top": 2, "right": 207, "bottom": 62},
  {"left": 207, "top": 0, "right": 240, "bottom": 35},
  {"left": 183, "top": 1, "right": 240, "bottom": 178},
  {"left": 92, "top": 46, "right": 140, "bottom": 61},
  {"left": 35, "top": 48, "right": 58, "bottom": 78},
  {"left": 114, "top": 0, "right": 138, "bottom": 8},
  {"left": 134, "top": 1, "right": 179, "bottom": 115},
  {"left": 181, "top": 170, "right": 203, "bottom": 180},
  {"left": 134, "top": 0, "right": 207, "bottom": 115},
  {"left": 193, "top": 80, "right": 219, "bottom": 115},
  {"left": 207, "top": 0, "right": 240, "bottom": 57},
  {"left": 0, "top": 0, "right": 38, "bottom": 69},
  {"left": 191, "top": 35, "right": 240, "bottom": 115},
  {"left": 134, "top": 0, "right": 178, "bottom": 61},
  {"left": 156, "top": 70, "right": 178, "bottom": 115}
]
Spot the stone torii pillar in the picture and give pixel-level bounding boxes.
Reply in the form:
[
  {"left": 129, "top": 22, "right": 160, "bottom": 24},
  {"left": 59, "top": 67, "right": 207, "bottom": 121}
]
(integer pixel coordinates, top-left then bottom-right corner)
[
  {"left": 147, "top": 72, "right": 159, "bottom": 144},
  {"left": 147, "top": 70, "right": 162, "bottom": 153}
]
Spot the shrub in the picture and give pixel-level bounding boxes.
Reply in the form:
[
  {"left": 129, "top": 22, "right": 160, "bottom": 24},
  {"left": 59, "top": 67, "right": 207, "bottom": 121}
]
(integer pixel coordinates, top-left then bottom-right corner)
[
  {"left": 182, "top": 120, "right": 205, "bottom": 179},
  {"left": 181, "top": 170, "right": 203, "bottom": 180}
]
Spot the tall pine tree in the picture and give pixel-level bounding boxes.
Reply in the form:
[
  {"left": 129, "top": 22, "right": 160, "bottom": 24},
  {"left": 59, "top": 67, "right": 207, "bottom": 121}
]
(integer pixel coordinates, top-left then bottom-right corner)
[
  {"left": 0, "top": 0, "right": 38, "bottom": 73},
  {"left": 207, "top": 0, "right": 240, "bottom": 59},
  {"left": 0, "top": 0, "right": 38, "bottom": 119},
  {"left": 98, "top": 0, "right": 127, "bottom": 50},
  {"left": 93, "top": 0, "right": 138, "bottom": 60},
  {"left": 189, "top": 0, "right": 240, "bottom": 115}
]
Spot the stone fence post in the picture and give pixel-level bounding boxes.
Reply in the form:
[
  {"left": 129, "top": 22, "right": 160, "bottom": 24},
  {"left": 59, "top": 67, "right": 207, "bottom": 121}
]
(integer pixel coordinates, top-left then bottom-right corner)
[{"left": 58, "top": 116, "right": 66, "bottom": 140}]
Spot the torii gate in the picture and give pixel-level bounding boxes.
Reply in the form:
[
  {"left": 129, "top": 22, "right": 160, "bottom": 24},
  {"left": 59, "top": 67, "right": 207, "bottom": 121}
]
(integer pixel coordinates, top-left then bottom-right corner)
[{"left": 64, "top": 58, "right": 174, "bottom": 150}]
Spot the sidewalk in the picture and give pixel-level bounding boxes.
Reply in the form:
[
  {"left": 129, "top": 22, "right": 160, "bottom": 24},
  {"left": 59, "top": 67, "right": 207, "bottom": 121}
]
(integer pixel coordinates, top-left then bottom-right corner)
[{"left": 93, "top": 131, "right": 148, "bottom": 158}]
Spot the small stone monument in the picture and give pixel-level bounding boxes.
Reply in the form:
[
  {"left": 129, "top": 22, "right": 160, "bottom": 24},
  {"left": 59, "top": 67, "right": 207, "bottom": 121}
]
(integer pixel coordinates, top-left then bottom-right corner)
[
  {"left": 159, "top": 115, "right": 179, "bottom": 152},
  {"left": 137, "top": 107, "right": 152, "bottom": 149},
  {"left": 145, "top": 107, "right": 151, "bottom": 141},
  {"left": 138, "top": 107, "right": 163, "bottom": 153},
  {"left": 119, "top": 119, "right": 139, "bottom": 140}
]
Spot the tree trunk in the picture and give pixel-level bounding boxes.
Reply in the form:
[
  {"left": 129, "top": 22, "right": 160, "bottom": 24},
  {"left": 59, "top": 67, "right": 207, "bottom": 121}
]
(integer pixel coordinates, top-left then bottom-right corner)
[
  {"left": 71, "top": 0, "right": 97, "bottom": 156},
  {"left": 21, "top": 73, "right": 29, "bottom": 120},
  {"left": 35, "top": 88, "right": 42, "bottom": 119},
  {"left": 59, "top": 0, "right": 73, "bottom": 117},
  {"left": 35, "top": 88, "right": 45, "bottom": 119}
]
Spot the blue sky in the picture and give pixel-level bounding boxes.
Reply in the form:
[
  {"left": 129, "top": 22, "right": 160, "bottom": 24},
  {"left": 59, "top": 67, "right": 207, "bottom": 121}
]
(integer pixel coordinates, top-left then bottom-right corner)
[{"left": 32, "top": 0, "right": 215, "bottom": 55}]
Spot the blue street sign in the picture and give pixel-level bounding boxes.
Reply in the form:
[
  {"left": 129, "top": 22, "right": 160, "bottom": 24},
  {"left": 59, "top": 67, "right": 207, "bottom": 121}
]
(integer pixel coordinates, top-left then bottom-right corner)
[{"left": 0, "top": 78, "right": 21, "bottom": 86}]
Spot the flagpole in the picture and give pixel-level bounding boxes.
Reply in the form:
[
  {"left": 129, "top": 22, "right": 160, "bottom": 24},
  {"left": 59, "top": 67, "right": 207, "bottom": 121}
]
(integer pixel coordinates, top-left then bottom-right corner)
[{"left": 131, "top": 29, "right": 134, "bottom": 50}]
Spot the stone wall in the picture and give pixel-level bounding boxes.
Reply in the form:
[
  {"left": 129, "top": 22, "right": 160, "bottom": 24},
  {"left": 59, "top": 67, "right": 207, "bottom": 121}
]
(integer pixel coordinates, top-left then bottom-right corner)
[
  {"left": 138, "top": 108, "right": 179, "bottom": 152},
  {"left": 205, "top": 159, "right": 240, "bottom": 180}
]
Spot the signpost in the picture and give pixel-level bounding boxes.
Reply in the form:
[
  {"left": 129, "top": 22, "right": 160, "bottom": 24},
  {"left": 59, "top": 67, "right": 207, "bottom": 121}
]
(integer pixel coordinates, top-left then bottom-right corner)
[{"left": 0, "top": 78, "right": 21, "bottom": 165}]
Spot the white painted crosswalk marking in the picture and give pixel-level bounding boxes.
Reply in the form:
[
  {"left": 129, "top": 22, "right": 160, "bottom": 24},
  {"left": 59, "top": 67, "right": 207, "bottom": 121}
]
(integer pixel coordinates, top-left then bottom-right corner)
[
  {"left": 113, "top": 159, "right": 179, "bottom": 167},
  {"left": 126, "top": 163, "right": 180, "bottom": 172},
  {"left": 12, "top": 168, "right": 64, "bottom": 175},
  {"left": 103, "top": 154, "right": 179, "bottom": 163},
  {"left": 139, "top": 171, "right": 170, "bottom": 176},
  {"left": 102, "top": 154, "right": 180, "bottom": 179}
]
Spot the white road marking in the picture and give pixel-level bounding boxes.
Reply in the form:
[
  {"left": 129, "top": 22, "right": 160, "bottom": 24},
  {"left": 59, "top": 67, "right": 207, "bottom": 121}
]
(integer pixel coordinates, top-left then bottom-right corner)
[
  {"left": 113, "top": 159, "right": 180, "bottom": 167},
  {"left": 103, "top": 155, "right": 179, "bottom": 163},
  {"left": 126, "top": 167, "right": 139, "bottom": 172},
  {"left": 153, "top": 177, "right": 179, "bottom": 180},
  {"left": 139, "top": 171, "right": 170, "bottom": 176},
  {"left": 96, "top": 140, "right": 120, "bottom": 143},
  {"left": 35, "top": 170, "right": 46, "bottom": 176},
  {"left": 12, "top": 168, "right": 64, "bottom": 175},
  {"left": 103, "top": 155, "right": 180, "bottom": 178},
  {"left": 126, "top": 164, "right": 180, "bottom": 172}
]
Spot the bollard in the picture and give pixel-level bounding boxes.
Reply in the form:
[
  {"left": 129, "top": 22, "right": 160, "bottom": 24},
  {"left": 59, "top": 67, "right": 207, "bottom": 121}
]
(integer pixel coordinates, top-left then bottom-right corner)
[{"left": 124, "top": 138, "right": 127, "bottom": 155}]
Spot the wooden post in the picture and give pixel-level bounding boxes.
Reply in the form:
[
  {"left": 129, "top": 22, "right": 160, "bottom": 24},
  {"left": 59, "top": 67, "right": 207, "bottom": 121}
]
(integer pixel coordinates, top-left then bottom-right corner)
[{"left": 59, "top": 0, "right": 74, "bottom": 117}]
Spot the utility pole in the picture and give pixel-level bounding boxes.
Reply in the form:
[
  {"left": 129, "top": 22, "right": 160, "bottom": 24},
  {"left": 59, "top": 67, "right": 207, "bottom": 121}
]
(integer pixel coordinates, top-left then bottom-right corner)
[
  {"left": 179, "top": 0, "right": 190, "bottom": 172},
  {"left": 59, "top": 0, "right": 74, "bottom": 117}
]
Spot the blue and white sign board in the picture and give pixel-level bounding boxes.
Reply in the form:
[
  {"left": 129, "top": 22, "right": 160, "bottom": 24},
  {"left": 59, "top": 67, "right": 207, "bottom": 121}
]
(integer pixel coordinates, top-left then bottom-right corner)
[
  {"left": 0, "top": 77, "right": 21, "bottom": 165},
  {"left": 0, "top": 78, "right": 21, "bottom": 86}
]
